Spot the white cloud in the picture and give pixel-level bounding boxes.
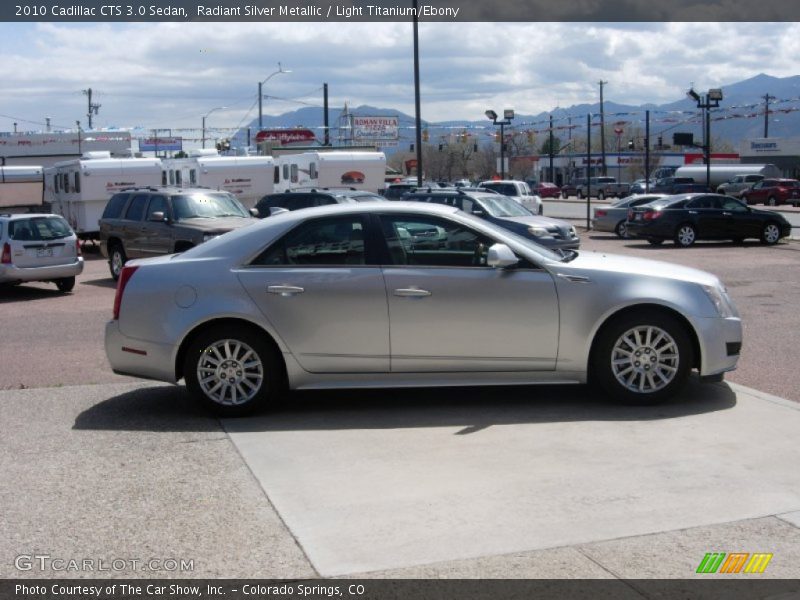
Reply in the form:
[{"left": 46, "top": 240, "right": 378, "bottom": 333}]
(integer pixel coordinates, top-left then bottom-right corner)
[{"left": 0, "top": 21, "right": 798, "bottom": 134}]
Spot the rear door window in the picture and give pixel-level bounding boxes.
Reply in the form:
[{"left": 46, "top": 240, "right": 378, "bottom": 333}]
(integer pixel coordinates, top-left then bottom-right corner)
[
  {"left": 124, "top": 194, "right": 149, "bottom": 221},
  {"left": 252, "top": 216, "right": 367, "bottom": 266},
  {"left": 103, "top": 194, "right": 130, "bottom": 219}
]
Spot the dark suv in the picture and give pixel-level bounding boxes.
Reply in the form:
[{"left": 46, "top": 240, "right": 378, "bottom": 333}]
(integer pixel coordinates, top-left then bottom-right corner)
[
  {"left": 255, "top": 188, "right": 384, "bottom": 217},
  {"left": 403, "top": 188, "right": 580, "bottom": 250},
  {"left": 99, "top": 187, "right": 256, "bottom": 280}
]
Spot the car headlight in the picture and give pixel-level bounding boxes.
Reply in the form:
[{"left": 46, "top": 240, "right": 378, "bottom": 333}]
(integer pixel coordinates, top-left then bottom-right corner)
[
  {"left": 702, "top": 284, "right": 737, "bottom": 318},
  {"left": 528, "top": 226, "right": 552, "bottom": 238}
]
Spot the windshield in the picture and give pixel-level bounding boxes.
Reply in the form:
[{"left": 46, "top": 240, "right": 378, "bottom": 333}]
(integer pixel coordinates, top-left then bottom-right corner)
[
  {"left": 477, "top": 195, "right": 532, "bottom": 217},
  {"left": 457, "top": 211, "right": 566, "bottom": 263},
  {"left": 172, "top": 193, "right": 249, "bottom": 219}
]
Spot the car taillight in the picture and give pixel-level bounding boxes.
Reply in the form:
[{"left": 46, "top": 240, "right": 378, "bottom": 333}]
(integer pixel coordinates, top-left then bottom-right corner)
[
  {"left": 595, "top": 209, "right": 607, "bottom": 217},
  {"left": 1, "top": 242, "right": 11, "bottom": 264},
  {"left": 113, "top": 265, "right": 139, "bottom": 320},
  {"left": 643, "top": 210, "right": 662, "bottom": 221},
  {"left": 76, "top": 239, "right": 82, "bottom": 256}
]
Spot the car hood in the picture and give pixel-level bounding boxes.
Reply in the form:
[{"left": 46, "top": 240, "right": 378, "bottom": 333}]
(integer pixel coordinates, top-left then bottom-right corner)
[
  {"left": 495, "top": 215, "right": 572, "bottom": 229},
  {"left": 553, "top": 251, "right": 720, "bottom": 287},
  {"left": 175, "top": 216, "right": 257, "bottom": 232}
]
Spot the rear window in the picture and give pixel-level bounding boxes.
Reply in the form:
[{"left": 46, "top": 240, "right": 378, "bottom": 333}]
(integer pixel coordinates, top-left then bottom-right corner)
[
  {"left": 103, "top": 194, "right": 130, "bottom": 219},
  {"left": 481, "top": 183, "right": 517, "bottom": 196},
  {"left": 10, "top": 216, "right": 72, "bottom": 241}
]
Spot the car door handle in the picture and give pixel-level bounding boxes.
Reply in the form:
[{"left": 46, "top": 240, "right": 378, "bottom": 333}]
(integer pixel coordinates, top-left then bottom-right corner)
[
  {"left": 722, "top": 212, "right": 732, "bottom": 216},
  {"left": 267, "top": 285, "right": 305, "bottom": 296},
  {"left": 688, "top": 210, "right": 698, "bottom": 214},
  {"left": 393, "top": 288, "right": 431, "bottom": 298}
]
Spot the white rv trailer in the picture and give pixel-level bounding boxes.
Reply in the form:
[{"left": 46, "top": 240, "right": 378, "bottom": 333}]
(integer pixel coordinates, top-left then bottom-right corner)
[
  {"left": 44, "top": 152, "right": 163, "bottom": 238},
  {"left": 274, "top": 151, "right": 386, "bottom": 193},
  {"left": 0, "top": 166, "right": 44, "bottom": 211},
  {"left": 161, "top": 149, "right": 275, "bottom": 209}
]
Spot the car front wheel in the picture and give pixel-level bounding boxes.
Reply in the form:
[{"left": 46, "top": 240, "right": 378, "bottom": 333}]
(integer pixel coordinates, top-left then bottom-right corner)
[
  {"left": 761, "top": 222, "right": 782, "bottom": 245},
  {"left": 674, "top": 223, "right": 697, "bottom": 247},
  {"left": 109, "top": 245, "right": 127, "bottom": 281},
  {"left": 768, "top": 196, "right": 778, "bottom": 206},
  {"left": 184, "top": 325, "right": 283, "bottom": 416},
  {"left": 593, "top": 310, "right": 693, "bottom": 405}
]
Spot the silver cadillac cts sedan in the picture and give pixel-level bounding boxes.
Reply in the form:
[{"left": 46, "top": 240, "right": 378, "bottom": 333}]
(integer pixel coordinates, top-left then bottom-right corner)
[{"left": 105, "top": 202, "right": 742, "bottom": 416}]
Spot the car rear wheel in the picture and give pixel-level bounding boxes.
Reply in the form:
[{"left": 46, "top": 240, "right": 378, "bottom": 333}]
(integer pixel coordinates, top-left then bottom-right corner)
[
  {"left": 184, "top": 325, "right": 283, "bottom": 416},
  {"left": 768, "top": 196, "right": 778, "bottom": 206},
  {"left": 55, "top": 277, "right": 75, "bottom": 292},
  {"left": 109, "top": 245, "right": 127, "bottom": 281},
  {"left": 593, "top": 310, "right": 693, "bottom": 405},
  {"left": 614, "top": 220, "right": 628, "bottom": 239},
  {"left": 761, "top": 222, "right": 782, "bottom": 245},
  {"left": 674, "top": 223, "right": 697, "bottom": 247},
  {"left": 598, "top": 190, "right": 605, "bottom": 200},
  {"left": 577, "top": 190, "right": 584, "bottom": 199}
]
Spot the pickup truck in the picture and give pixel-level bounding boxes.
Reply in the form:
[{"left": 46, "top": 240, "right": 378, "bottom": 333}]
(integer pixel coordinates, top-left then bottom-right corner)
[
  {"left": 476, "top": 180, "right": 543, "bottom": 215},
  {"left": 716, "top": 174, "right": 764, "bottom": 198},
  {"left": 575, "top": 177, "right": 631, "bottom": 200}
]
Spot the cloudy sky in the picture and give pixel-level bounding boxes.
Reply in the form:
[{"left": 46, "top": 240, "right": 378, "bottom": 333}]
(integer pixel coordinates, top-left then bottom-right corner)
[{"left": 1, "top": 21, "right": 799, "bottom": 137}]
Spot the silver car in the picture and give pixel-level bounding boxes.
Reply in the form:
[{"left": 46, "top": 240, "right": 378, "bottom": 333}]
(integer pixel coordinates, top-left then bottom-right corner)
[
  {"left": 592, "top": 194, "right": 667, "bottom": 238},
  {"left": 106, "top": 202, "right": 742, "bottom": 416},
  {"left": 0, "top": 213, "right": 84, "bottom": 292}
]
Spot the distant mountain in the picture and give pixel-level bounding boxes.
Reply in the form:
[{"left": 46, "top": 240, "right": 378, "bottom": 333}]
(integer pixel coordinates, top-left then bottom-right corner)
[{"left": 233, "top": 73, "right": 800, "bottom": 155}]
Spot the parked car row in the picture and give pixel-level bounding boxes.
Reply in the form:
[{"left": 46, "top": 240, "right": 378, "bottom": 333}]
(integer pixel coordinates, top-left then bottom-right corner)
[{"left": 592, "top": 192, "right": 792, "bottom": 248}]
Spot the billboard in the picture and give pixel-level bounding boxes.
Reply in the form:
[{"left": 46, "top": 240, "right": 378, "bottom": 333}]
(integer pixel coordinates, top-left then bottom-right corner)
[
  {"left": 353, "top": 116, "right": 399, "bottom": 142},
  {"left": 139, "top": 137, "right": 182, "bottom": 152},
  {"left": 255, "top": 129, "right": 317, "bottom": 145}
]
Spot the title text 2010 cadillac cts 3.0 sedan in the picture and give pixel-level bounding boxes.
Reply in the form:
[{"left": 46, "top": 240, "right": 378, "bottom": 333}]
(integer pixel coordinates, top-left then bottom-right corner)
[{"left": 106, "top": 202, "right": 742, "bottom": 416}]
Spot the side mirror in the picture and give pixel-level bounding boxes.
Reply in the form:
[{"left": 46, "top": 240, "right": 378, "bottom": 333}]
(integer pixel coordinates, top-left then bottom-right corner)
[
  {"left": 486, "top": 243, "right": 519, "bottom": 268},
  {"left": 148, "top": 211, "right": 168, "bottom": 222},
  {"left": 249, "top": 208, "right": 259, "bottom": 217},
  {"left": 269, "top": 207, "right": 289, "bottom": 217}
]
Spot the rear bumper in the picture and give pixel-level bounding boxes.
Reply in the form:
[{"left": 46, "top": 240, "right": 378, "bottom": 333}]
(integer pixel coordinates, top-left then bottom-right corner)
[
  {"left": 0, "top": 258, "right": 84, "bottom": 284},
  {"left": 105, "top": 320, "right": 178, "bottom": 383}
]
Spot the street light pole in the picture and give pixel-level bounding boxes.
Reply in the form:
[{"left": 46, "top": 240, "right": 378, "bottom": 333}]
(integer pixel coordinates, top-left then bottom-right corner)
[
  {"left": 687, "top": 88, "right": 723, "bottom": 192},
  {"left": 201, "top": 106, "right": 227, "bottom": 149},
  {"left": 486, "top": 109, "right": 514, "bottom": 179},
  {"left": 258, "top": 63, "right": 290, "bottom": 130}
]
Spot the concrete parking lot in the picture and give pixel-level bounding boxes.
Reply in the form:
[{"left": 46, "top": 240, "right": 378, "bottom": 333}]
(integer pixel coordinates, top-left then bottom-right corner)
[{"left": 2, "top": 236, "right": 800, "bottom": 579}]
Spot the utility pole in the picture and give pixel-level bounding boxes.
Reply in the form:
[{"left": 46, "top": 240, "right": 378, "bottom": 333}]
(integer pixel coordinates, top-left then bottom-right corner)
[
  {"left": 323, "top": 83, "right": 330, "bottom": 146},
  {"left": 548, "top": 114, "right": 554, "bottom": 183},
  {"left": 83, "top": 88, "right": 101, "bottom": 129},
  {"left": 599, "top": 80, "right": 607, "bottom": 175},
  {"left": 412, "top": 0, "right": 423, "bottom": 186},
  {"left": 763, "top": 93, "right": 776, "bottom": 138}
]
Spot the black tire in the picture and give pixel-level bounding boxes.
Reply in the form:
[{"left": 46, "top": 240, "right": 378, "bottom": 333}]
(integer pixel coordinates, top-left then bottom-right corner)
[
  {"left": 614, "top": 220, "right": 628, "bottom": 239},
  {"left": 577, "top": 190, "right": 584, "bottom": 200},
  {"left": 55, "top": 277, "right": 75, "bottom": 292},
  {"left": 647, "top": 238, "right": 664, "bottom": 246},
  {"left": 108, "top": 244, "right": 127, "bottom": 281},
  {"left": 760, "top": 221, "right": 782, "bottom": 245},
  {"left": 598, "top": 190, "right": 605, "bottom": 200},
  {"left": 767, "top": 196, "right": 778, "bottom": 207},
  {"left": 538, "top": 204, "right": 544, "bottom": 216},
  {"left": 674, "top": 223, "right": 697, "bottom": 247},
  {"left": 592, "top": 309, "right": 694, "bottom": 405},
  {"left": 183, "top": 324, "right": 284, "bottom": 417}
]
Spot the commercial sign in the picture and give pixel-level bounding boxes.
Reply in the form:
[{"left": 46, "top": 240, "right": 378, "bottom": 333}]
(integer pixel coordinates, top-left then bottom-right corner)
[
  {"left": 255, "top": 129, "right": 317, "bottom": 145},
  {"left": 138, "top": 137, "right": 182, "bottom": 152},
  {"left": 353, "top": 116, "right": 399, "bottom": 142},
  {"left": 742, "top": 137, "right": 800, "bottom": 156}
]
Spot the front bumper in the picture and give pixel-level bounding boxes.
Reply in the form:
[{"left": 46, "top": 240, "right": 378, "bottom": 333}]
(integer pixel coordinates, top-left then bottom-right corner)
[
  {"left": 105, "top": 320, "right": 179, "bottom": 384},
  {"left": 0, "top": 258, "right": 84, "bottom": 284},
  {"left": 692, "top": 315, "right": 743, "bottom": 377}
]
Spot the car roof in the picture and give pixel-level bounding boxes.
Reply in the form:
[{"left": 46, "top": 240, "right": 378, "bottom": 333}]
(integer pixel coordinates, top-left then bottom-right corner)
[{"left": 0, "top": 212, "right": 64, "bottom": 220}]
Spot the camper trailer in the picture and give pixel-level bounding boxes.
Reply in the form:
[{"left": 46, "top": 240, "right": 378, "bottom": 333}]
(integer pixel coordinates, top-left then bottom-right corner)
[
  {"left": 275, "top": 151, "right": 386, "bottom": 193},
  {"left": 45, "top": 152, "right": 163, "bottom": 238},
  {"left": 161, "top": 150, "right": 275, "bottom": 209},
  {"left": 0, "top": 166, "right": 44, "bottom": 212},
  {"left": 673, "top": 163, "right": 781, "bottom": 190}
]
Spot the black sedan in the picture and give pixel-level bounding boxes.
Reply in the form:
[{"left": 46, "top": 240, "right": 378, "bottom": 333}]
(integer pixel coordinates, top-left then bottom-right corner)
[{"left": 625, "top": 193, "right": 792, "bottom": 247}]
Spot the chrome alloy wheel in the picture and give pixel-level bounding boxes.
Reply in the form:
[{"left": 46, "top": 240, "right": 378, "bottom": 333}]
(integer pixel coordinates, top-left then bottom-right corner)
[
  {"left": 676, "top": 225, "right": 696, "bottom": 247},
  {"left": 610, "top": 325, "right": 679, "bottom": 394},
  {"left": 196, "top": 339, "right": 264, "bottom": 406},
  {"left": 763, "top": 223, "right": 781, "bottom": 244},
  {"left": 111, "top": 249, "right": 124, "bottom": 278}
]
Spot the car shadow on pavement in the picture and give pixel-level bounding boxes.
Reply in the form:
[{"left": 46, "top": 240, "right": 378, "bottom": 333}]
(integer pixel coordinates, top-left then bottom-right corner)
[
  {"left": 80, "top": 276, "right": 117, "bottom": 289},
  {"left": 0, "top": 284, "right": 67, "bottom": 303},
  {"left": 73, "top": 376, "right": 736, "bottom": 433}
]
